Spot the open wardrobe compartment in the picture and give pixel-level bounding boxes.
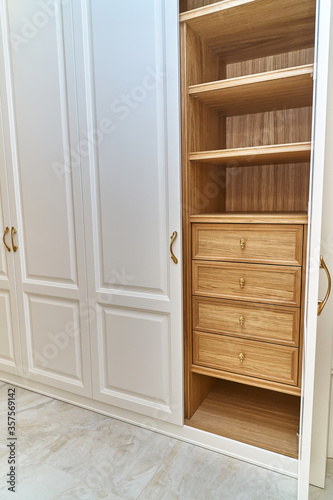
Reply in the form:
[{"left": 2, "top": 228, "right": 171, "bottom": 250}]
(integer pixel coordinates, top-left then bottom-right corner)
[{"left": 180, "top": 0, "right": 315, "bottom": 460}]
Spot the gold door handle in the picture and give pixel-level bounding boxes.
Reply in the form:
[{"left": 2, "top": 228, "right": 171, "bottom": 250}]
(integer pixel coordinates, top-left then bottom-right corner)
[
  {"left": 11, "top": 227, "right": 18, "bottom": 252},
  {"left": 240, "top": 238, "right": 246, "bottom": 250},
  {"left": 170, "top": 231, "right": 178, "bottom": 264},
  {"left": 3, "top": 227, "right": 11, "bottom": 252},
  {"left": 239, "top": 352, "right": 245, "bottom": 363},
  {"left": 239, "top": 316, "right": 244, "bottom": 326},
  {"left": 239, "top": 277, "right": 245, "bottom": 288},
  {"left": 318, "top": 255, "right": 331, "bottom": 316}
]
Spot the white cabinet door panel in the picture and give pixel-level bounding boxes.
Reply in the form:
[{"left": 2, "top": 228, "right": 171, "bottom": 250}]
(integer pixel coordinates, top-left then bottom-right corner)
[
  {"left": 98, "top": 305, "right": 171, "bottom": 408},
  {"left": 75, "top": 0, "right": 183, "bottom": 423},
  {"left": 89, "top": 1, "right": 169, "bottom": 295},
  {"left": 0, "top": 34, "right": 22, "bottom": 376},
  {"left": 0, "top": 0, "right": 92, "bottom": 396}
]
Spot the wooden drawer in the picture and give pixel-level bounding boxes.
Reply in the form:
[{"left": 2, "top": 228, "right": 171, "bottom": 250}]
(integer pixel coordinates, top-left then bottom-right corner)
[
  {"left": 192, "top": 261, "right": 301, "bottom": 306},
  {"left": 192, "top": 223, "right": 303, "bottom": 266},
  {"left": 193, "top": 331, "right": 298, "bottom": 386},
  {"left": 193, "top": 297, "right": 300, "bottom": 346}
]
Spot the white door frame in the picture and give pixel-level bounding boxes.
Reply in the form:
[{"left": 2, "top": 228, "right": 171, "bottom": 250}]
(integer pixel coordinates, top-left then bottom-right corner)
[{"left": 299, "top": 0, "right": 333, "bottom": 497}]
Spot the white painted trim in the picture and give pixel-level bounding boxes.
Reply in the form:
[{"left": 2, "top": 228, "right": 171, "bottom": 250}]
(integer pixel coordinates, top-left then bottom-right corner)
[
  {"left": 299, "top": 0, "right": 333, "bottom": 497},
  {"left": 0, "top": 371, "right": 298, "bottom": 478}
]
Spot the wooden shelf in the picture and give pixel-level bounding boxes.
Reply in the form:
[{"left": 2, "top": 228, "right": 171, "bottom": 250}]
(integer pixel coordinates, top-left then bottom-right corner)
[
  {"left": 190, "top": 212, "right": 308, "bottom": 224},
  {"left": 180, "top": 0, "right": 315, "bottom": 62},
  {"left": 189, "top": 142, "right": 311, "bottom": 166},
  {"left": 191, "top": 364, "right": 301, "bottom": 397},
  {"left": 189, "top": 65, "right": 313, "bottom": 116},
  {"left": 185, "top": 379, "right": 300, "bottom": 458}
]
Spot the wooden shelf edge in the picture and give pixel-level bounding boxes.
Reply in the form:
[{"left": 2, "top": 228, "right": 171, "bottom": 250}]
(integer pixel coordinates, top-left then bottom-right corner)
[
  {"left": 189, "top": 142, "right": 311, "bottom": 166},
  {"left": 180, "top": 0, "right": 247, "bottom": 22},
  {"left": 189, "top": 64, "right": 313, "bottom": 96},
  {"left": 190, "top": 212, "right": 309, "bottom": 224},
  {"left": 188, "top": 65, "right": 313, "bottom": 115},
  {"left": 191, "top": 364, "right": 301, "bottom": 396}
]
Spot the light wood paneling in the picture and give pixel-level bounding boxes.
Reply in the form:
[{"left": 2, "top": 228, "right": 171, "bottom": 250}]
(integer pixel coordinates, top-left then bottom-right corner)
[
  {"left": 225, "top": 164, "right": 310, "bottom": 212},
  {"left": 189, "top": 65, "right": 313, "bottom": 115},
  {"left": 181, "top": 22, "right": 226, "bottom": 418},
  {"left": 193, "top": 261, "right": 302, "bottom": 306},
  {"left": 185, "top": 380, "right": 300, "bottom": 458},
  {"left": 193, "top": 331, "right": 299, "bottom": 385},
  {"left": 190, "top": 143, "right": 311, "bottom": 165},
  {"left": 193, "top": 297, "right": 300, "bottom": 346},
  {"left": 226, "top": 48, "right": 314, "bottom": 79},
  {"left": 180, "top": 0, "right": 220, "bottom": 12},
  {"left": 192, "top": 223, "right": 303, "bottom": 265},
  {"left": 180, "top": 0, "right": 315, "bottom": 63},
  {"left": 226, "top": 108, "right": 312, "bottom": 149}
]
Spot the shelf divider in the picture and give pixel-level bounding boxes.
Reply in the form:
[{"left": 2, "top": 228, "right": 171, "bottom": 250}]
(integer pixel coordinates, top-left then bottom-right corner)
[
  {"left": 189, "top": 142, "right": 311, "bottom": 166},
  {"left": 189, "top": 65, "right": 313, "bottom": 116}
]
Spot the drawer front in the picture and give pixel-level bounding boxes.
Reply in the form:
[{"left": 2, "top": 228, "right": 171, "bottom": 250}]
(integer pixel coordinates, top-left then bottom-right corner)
[
  {"left": 193, "top": 297, "right": 300, "bottom": 346},
  {"left": 192, "top": 261, "right": 301, "bottom": 306},
  {"left": 193, "top": 331, "right": 298, "bottom": 386},
  {"left": 192, "top": 224, "right": 303, "bottom": 266}
]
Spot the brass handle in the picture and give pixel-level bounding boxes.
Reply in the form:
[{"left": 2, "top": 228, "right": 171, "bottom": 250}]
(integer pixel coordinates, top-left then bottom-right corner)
[
  {"left": 170, "top": 231, "right": 178, "bottom": 264},
  {"left": 240, "top": 238, "right": 246, "bottom": 250},
  {"left": 318, "top": 255, "right": 331, "bottom": 316},
  {"left": 239, "top": 277, "right": 245, "bottom": 288},
  {"left": 11, "top": 227, "right": 18, "bottom": 252},
  {"left": 239, "top": 316, "right": 244, "bottom": 327},
  {"left": 239, "top": 352, "right": 245, "bottom": 363},
  {"left": 3, "top": 227, "right": 11, "bottom": 252}
]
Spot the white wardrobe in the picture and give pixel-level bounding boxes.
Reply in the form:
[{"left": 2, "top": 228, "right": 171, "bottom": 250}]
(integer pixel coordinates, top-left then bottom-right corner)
[
  {"left": 0, "top": 0, "right": 182, "bottom": 423},
  {"left": 0, "top": 1, "right": 332, "bottom": 498}
]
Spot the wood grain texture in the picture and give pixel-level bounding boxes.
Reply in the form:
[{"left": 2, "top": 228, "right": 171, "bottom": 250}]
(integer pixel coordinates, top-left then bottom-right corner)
[
  {"left": 193, "top": 261, "right": 302, "bottom": 306},
  {"left": 189, "top": 143, "right": 311, "bottom": 165},
  {"left": 193, "top": 297, "right": 300, "bottom": 346},
  {"left": 225, "top": 163, "right": 310, "bottom": 212},
  {"left": 191, "top": 365, "right": 301, "bottom": 396},
  {"left": 226, "top": 108, "right": 312, "bottom": 149},
  {"left": 193, "top": 331, "right": 299, "bottom": 386},
  {"left": 298, "top": 225, "right": 308, "bottom": 388},
  {"left": 185, "top": 380, "right": 300, "bottom": 458},
  {"left": 192, "top": 223, "right": 303, "bottom": 265},
  {"left": 181, "top": 23, "right": 226, "bottom": 419},
  {"left": 180, "top": 0, "right": 220, "bottom": 12},
  {"left": 190, "top": 212, "right": 308, "bottom": 224},
  {"left": 189, "top": 65, "right": 313, "bottom": 115},
  {"left": 180, "top": 0, "right": 315, "bottom": 63},
  {"left": 226, "top": 48, "right": 314, "bottom": 79}
]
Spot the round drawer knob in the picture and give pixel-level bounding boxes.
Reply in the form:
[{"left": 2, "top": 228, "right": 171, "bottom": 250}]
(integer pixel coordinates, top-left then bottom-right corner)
[
  {"left": 239, "top": 352, "right": 245, "bottom": 363},
  {"left": 239, "top": 277, "right": 245, "bottom": 288},
  {"left": 240, "top": 238, "right": 246, "bottom": 250},
  {"left": 239, "top": 316, "right": 244, "bottom": 326}
]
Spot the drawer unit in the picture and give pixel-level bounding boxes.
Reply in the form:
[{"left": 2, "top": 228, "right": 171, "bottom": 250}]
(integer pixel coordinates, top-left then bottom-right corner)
[
  {"left": 192, "top": 261, "right": 302, "bottom": 306},
  {"left": 193, "top": 297, "right": 300, "bottom": 346},
  {"left": 193, "top": 331, "right": 299, "bottom": 386},
  {"left": 192, "top": 224, "right": 303, "bottom": 266}
]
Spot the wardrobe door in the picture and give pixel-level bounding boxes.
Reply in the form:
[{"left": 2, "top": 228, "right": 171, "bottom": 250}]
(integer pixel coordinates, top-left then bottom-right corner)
[
  {"left": 75, "top": 0, "right": 183, "bottom": 423},
  {"left": 0, "top": 40, "right": 22, "bottom": 376},
  {"left": 0, "top": 0, "right": 92, "bottom": 396},
  {"left": 299, "top": 0, "right": 333, "bottom": 496}
]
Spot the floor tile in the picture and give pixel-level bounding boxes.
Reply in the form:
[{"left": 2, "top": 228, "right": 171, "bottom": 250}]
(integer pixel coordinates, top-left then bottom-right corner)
[{"left": 138, "top": 440, "right": 298, "bottom": 500}]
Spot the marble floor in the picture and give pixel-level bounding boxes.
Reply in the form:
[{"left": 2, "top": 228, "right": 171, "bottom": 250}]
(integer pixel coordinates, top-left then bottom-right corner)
[{"left": 0, "top": 382, "right": 331, "bottom": 500}]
